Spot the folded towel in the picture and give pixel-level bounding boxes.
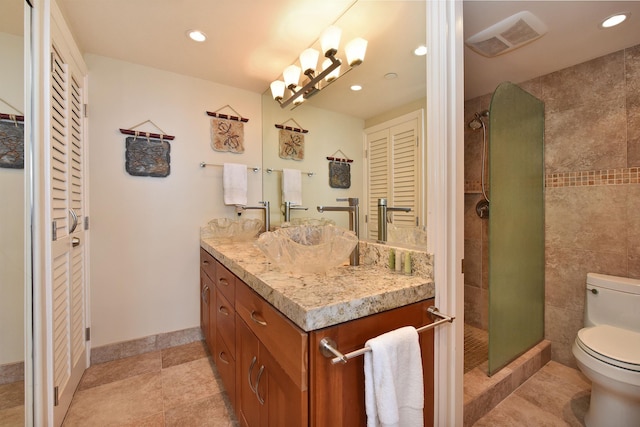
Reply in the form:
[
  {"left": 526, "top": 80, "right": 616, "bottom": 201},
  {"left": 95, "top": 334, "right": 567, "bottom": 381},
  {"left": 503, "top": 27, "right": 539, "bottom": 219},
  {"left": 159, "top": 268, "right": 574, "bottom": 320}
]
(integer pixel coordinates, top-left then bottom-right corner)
[
  {"left": 223, "top": 163, "right": 247, "bottom": 206},
  {"left": 282, "top": 168, "right": 302, "bottom": 205},
  {"left": 364, "top": 326, "right": 424, "bottom": 427}
]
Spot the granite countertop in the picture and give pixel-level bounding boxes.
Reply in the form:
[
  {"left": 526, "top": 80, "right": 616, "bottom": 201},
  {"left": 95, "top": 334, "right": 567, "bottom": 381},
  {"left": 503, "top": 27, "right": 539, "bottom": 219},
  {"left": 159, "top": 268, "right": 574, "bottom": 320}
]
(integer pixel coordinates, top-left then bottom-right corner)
[{"left": 201, "top": 238, "right": 435, "bottom": 332}]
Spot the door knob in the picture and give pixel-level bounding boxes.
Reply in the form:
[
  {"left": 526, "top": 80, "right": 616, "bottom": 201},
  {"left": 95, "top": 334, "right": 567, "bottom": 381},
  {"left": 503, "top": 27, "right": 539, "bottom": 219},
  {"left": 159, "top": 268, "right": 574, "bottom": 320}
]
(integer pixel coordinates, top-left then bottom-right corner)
[{"left": 72, "top": 237, "right": 80, "bottom": 247}]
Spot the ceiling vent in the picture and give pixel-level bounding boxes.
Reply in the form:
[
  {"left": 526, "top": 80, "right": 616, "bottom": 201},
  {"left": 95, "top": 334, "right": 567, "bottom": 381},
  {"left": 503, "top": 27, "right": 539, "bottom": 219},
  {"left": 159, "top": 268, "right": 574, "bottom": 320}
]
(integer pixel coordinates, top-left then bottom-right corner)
[{"left": 465, "top": 11, "right": 548, "bottom": 58}]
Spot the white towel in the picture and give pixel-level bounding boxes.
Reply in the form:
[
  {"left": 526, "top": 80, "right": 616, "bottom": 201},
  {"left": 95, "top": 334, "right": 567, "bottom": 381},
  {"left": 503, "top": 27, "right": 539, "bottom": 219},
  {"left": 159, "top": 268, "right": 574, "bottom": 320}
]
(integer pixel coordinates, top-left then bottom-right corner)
[
  {"left": 364, "top": 326, "right": 424, "bottom": 427},
  {"left": 282, "top": 168, "right": 302, "bottom": 205},
  {"left": 223, "top": 163, "right": 247, "bottom": 206}
]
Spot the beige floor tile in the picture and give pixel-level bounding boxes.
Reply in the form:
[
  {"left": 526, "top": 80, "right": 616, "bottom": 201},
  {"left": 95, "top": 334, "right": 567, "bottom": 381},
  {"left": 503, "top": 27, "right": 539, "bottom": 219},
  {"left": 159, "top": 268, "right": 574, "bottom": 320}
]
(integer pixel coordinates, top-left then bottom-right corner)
[
  {"left": 162, "top": 340, "right": 210, "bottom": 368},
  {"left": 474, "top": 393, "right": 569, "bottom": 427},
  {"left": 0, "top": 381, "right": 24, "bottom": 410},
  {"left": 118, "top": 412, "right": 164, "bottom": 427},
  {"left": 164, "top": 394, "right": 237, "bottom": 427},
  {"left": 78, "top": 351, "right": 162, "bottom": 391},
  {"left": 0, "top": 405, "right": 25, "bottom": 427},
  {"left": 62, "top": 372, "right": 163, "bottom": 426},
  {"left": 161, "top": 357, "right": 222, "bottom": 410}
]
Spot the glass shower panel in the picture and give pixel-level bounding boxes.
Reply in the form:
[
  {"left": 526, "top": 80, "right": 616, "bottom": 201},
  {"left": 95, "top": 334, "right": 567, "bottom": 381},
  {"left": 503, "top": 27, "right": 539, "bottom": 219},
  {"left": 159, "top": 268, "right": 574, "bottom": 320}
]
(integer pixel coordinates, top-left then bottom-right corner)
[{"left": 488, "top": 82, "right": 545, "bottom": 375}]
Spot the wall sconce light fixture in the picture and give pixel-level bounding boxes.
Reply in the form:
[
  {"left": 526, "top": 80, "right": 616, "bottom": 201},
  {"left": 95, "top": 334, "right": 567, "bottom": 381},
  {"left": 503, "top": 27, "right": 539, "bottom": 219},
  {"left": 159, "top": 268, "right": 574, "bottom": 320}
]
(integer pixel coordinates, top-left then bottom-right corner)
[{"left": 270, "top": 26, "right": 367, "bottom": 109}]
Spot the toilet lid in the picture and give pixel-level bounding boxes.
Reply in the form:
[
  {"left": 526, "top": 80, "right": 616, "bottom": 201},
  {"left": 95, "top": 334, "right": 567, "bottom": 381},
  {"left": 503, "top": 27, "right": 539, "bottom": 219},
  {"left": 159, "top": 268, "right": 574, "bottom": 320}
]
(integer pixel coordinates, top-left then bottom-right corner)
[{"left": 577, "top": 325, "right": 640, "bottom": 370}]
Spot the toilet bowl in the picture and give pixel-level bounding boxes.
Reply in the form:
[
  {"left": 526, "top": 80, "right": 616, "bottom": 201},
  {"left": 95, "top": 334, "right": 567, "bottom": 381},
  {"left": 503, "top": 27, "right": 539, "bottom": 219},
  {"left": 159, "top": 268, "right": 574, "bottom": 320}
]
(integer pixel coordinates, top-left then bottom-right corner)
[{"left": 572, "top": 273, "right": 640, "bottom": 427}]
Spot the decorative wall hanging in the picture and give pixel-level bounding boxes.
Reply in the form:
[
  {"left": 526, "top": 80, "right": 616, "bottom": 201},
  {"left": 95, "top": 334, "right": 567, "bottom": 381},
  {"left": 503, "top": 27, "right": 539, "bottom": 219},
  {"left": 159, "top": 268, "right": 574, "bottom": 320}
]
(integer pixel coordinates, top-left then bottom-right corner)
[
  {"left": 276, "top": 118, "right": 307, "bottom": 161},
  {"left": 119, "top": 120, "right": 174, "bottom": 178},
  {"left": 207, "top": 105, "right": 248, "bottom": 153},
  {"left": 327, "top": 149, "right": 353, "bottom": 189},
  {"left": 0, "top": 97, "right": 26, "bottom": 169}
]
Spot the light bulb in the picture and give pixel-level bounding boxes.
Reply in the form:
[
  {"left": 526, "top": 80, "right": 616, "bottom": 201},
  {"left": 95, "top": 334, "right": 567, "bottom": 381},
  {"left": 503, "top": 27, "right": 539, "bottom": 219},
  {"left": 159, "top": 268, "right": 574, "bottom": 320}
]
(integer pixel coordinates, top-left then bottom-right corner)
[
  {"left": 300, "top": 48, "right": 320, "bottom": 75},
  {"left": 283, "top": 65, "right": 301, "bottom": 89},
  {"left": 345, "top": 38, "right": 367, "bottom": 66},
  {"left": 321, "top": 26, "right": 342, "bottom": 57}
]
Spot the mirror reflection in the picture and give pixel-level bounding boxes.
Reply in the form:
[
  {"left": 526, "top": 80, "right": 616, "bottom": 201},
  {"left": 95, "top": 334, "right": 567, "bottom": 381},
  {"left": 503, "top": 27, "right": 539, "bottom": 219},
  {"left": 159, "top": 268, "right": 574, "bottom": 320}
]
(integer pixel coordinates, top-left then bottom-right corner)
[
  {"left": 261, "top": 0, "right": 427, "bottom": 248},
  {"left": 0, "top": 0, "right": 26, "bottom": 424}
]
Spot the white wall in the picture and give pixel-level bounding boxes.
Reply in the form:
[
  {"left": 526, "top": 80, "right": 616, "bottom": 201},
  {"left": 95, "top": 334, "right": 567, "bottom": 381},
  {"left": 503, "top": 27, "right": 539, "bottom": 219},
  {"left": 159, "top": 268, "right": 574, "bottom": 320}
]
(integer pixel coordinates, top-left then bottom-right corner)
[
  {"left": 262, "top": 92, "right": 364, "bottom": 229},
  {"left": 0, "top": 32, "right": 25, "bottom": 365},
  {"left": 86, "top": 55, "right": 263, "bottom": 347}
]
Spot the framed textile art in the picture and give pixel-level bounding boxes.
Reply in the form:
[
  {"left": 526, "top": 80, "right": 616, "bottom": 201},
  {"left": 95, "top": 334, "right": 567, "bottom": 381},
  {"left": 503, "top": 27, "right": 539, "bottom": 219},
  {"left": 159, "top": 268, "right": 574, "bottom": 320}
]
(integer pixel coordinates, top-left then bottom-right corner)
[
  {"left": 329, "top": 161, "right": 351, "bottom": 188},
  {"left": 211, "top": 117, "right": 244, "bottom": 153},
  {"left": 125, "top": 136, "right": 171, "bottom": 177},
  {"left": 0, "top": 120, "right": 24, "bottom": 169},
  {"left": 279, "top": 129, "right": 304, "bottom": 160}
]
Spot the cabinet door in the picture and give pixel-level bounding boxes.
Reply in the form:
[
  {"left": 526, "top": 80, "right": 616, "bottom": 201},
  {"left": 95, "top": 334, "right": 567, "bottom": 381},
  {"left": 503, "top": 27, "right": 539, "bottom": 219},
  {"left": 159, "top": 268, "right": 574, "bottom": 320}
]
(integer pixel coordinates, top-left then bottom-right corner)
[
  {"left": 260, "top": 346, "right": 307, "bottom": 427},
  {"left": 200, "top": 272, "right": 215, "bottom": 354},
  {"left": 236, "top": 315, "right": 261, "bottom": 427}
]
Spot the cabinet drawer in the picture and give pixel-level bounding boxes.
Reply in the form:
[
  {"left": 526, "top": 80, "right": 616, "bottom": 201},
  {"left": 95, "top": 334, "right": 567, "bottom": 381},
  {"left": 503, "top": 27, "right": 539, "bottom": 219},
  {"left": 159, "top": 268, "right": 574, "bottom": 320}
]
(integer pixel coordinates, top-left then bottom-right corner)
[
  {"left": 215, "top": 329, "right": 236, "bottom": 409},
  {"left": 216, "top": 261, "right": 236, "bottom": 304},
  {"left": 236, "top": 280, "right": 308, "bottom": 390},
  {"left": 200, "top": 248, "right": 216, "bottom": 281},
  {"left": 216, "top": 289, "right": 236, "bottom": 354}
]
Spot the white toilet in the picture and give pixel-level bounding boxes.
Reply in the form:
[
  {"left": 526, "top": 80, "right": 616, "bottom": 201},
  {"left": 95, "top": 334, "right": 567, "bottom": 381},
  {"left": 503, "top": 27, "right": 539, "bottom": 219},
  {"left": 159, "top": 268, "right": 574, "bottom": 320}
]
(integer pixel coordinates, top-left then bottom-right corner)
[{"left": 572, "top": 273, "right": 640, "bottom": 427}]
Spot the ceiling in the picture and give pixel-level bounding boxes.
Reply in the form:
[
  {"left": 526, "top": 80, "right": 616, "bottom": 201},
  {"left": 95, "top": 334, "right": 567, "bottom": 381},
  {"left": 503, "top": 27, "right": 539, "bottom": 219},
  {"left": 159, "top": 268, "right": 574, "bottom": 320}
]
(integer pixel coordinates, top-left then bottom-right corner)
[{"left": 50, "top": 1, "right": 640, "bottom": 119}]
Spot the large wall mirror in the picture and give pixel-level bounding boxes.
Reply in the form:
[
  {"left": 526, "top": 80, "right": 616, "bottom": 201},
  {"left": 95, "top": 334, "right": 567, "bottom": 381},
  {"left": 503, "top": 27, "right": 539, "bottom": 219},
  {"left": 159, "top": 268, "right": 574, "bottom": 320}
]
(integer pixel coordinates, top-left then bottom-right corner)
[
  {"left": 261, "top": 0, "right": 426, "bottom": 243},
  {"left": 0, "top": 1, "right": 30, "bottom": 424}
]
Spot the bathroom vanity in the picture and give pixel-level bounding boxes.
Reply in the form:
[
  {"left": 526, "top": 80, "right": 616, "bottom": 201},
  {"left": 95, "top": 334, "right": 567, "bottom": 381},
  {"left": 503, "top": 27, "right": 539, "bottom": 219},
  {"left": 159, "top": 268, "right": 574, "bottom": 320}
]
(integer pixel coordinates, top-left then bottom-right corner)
[{"left": 200, "top": 238, "right": 436, "bottom": 426}]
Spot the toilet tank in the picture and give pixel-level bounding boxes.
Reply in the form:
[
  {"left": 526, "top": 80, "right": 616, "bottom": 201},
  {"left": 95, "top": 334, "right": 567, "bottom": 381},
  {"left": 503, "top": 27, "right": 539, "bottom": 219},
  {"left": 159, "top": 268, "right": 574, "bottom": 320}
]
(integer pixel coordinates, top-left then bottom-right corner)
[{"left": 585, "top": 273, "right": 640, "bottom": 331}]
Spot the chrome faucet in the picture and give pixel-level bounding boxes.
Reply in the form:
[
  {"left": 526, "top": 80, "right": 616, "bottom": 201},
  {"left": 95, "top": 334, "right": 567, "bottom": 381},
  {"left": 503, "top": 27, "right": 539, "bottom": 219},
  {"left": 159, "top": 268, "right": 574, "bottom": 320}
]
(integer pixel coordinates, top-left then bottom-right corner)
[
  {"left": 377, "top": 198, "right": 411, "bottom": 243},
  {"left": 317, "top": 197, "right": 359, "bottom": 266},
  {"left": 283, "top": 201, "right": 308, "bottom": 223},
  {"left": 241, "top": 201, "right": 270, "bottom": 232}
]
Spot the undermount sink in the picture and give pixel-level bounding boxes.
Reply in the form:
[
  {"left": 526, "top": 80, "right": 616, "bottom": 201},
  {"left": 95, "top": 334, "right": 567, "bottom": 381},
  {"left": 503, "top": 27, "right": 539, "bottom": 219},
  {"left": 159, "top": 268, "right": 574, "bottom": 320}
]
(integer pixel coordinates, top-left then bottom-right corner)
[
  {"left": 256, "top": 224, "right": 358, "bottom": 274},
  {"left": 201, "top": 218, "right": 263, "bottom": 241}
]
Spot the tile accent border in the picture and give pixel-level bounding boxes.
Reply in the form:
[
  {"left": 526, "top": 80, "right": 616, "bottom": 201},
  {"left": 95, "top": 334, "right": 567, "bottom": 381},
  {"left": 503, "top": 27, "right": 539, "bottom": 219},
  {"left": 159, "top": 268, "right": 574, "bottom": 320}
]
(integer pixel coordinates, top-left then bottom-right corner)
[
  {"left": 546, "top": 167, "right": 640, "bottom": 188},
  {"left": 90, "top": 327, "right": 203, "bottom": 365}
]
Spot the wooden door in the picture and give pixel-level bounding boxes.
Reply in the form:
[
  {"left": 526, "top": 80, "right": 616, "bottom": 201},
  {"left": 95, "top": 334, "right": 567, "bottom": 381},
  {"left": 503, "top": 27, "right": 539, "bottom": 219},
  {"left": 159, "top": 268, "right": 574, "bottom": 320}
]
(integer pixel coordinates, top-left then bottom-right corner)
[{"left": 50, "top": 43, "right": 88, "bottom": 426}]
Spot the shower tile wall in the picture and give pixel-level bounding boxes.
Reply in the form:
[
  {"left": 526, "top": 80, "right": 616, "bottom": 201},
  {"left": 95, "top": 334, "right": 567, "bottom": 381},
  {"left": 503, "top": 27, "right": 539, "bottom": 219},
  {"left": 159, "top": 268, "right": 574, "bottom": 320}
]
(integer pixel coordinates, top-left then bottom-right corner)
[{"left": 464, "top": 43, "right": 640, "bottom": 367}]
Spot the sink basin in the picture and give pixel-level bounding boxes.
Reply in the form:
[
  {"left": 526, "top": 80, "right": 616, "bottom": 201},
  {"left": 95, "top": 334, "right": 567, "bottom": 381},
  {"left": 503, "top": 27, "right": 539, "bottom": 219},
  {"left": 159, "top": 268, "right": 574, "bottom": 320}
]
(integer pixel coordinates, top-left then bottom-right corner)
[
  {"left": 281, "top": 217, "right": 335, "bottom": 227},
  {"left": 256, "top": 224, "right": 358, "bottom": 274},
  {"left": 201, "top": 218, "right": 263, "bottom": 241}
]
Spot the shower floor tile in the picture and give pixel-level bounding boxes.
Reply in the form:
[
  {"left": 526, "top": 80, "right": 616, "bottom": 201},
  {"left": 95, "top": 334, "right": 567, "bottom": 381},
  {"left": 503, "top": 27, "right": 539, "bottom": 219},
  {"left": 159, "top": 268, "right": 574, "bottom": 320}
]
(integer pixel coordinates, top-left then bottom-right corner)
[{"left": 465, "top": 324, "right": 488, "bottom": 373}]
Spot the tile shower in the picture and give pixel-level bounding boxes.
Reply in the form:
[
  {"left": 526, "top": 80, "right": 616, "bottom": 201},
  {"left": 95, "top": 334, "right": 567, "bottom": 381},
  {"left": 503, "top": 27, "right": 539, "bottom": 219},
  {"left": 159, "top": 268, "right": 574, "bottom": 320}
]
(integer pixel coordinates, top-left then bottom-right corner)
[{"left": 464, "top": 43, "right": 640, "bottom": 370}]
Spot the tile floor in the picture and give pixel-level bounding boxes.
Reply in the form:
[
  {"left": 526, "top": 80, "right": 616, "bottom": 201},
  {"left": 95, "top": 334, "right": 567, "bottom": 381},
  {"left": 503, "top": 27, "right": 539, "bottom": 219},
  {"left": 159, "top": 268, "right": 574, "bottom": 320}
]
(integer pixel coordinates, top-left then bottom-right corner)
[
  {"left": 47, "top": 340, "right": 590, "bottom": 426},
  {"left": 61, "top": 341, "right": 237, "bottom": 426},
  {"left": 0, "top": 381, "right": 24, "bottom": 426}
]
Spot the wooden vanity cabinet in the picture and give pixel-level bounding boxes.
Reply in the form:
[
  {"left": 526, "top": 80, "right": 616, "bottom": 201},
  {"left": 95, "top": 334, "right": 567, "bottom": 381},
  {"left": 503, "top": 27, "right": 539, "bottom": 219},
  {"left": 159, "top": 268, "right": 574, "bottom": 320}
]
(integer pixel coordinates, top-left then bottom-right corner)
[{"left": 309, "top": 299, "right": 435, "bottom": 427}]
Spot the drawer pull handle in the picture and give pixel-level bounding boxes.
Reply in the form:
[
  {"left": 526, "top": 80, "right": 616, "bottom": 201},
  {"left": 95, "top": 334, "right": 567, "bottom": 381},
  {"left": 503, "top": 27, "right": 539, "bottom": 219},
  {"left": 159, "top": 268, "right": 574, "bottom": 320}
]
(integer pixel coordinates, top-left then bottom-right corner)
[
  {"left": 218, "top": 305, "right": 229, "bottom": 316},
  {"left": 255, "top": 365, "right": 265, "bottom": 405},
  {"left": 250, "top": 311, "right": 267, "bottom": 326},
  {"left": 248, "top": 356, "right": 258, "bottom": 393},
  {"left": 201, "top": 285, "right": 209, "bottom": 304},
  {"left": 203, "top": 260, "right": 210, "bottom": 265},
  {"left": 219, "top": 278, "right": 229, "bottom": 286},
  {"left": 218, "top": 351, "right": 230, "bottom": 365}
]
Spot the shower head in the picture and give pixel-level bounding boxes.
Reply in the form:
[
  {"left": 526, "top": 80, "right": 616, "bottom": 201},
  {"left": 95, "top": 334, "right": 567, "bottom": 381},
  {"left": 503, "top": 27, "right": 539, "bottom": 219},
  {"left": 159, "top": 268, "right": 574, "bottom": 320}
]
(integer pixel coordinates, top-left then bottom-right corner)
[{"left": 468, "top": 110, "right": 489, "bottom": 130}]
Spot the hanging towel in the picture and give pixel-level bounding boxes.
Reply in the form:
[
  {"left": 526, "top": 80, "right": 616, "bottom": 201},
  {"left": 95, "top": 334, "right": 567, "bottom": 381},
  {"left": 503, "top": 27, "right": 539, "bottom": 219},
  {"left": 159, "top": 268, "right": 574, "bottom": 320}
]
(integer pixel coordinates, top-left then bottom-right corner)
[
  {"left": 282, "top": 168, "right": 302, "bottom": 205},
  {"left": 223, "top": 163, "right": 248, "bottom": 206},
  {"left": 364, "top": 326, "right": 424, "bottom": 427}
]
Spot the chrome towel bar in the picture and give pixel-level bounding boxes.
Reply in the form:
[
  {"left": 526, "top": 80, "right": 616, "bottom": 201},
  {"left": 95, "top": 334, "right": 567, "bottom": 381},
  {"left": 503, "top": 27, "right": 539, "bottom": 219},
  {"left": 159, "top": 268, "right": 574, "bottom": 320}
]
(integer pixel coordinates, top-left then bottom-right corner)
[{"left": 319, "top": 306, "right": 455, "bottom": 365}]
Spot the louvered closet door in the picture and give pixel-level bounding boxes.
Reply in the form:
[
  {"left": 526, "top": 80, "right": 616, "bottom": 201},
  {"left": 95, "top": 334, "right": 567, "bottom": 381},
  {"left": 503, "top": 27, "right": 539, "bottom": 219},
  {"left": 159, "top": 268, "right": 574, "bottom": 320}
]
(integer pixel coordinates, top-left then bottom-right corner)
[
  {"left": 367, "top": 129, "right": 390, "bottom": 240},
  {"left": 51, "top": 45, "right": 87, "bottom": 427},
  {"left": 389, "top": 119, "right": 418, "bottom": 228}
]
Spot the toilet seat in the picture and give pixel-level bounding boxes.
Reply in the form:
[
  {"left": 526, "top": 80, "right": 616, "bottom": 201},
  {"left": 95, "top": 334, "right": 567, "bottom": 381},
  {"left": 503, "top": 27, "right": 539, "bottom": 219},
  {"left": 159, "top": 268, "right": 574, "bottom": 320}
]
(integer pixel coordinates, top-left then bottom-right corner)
[{"left": 576, "top": 325, "right": 640, "bottom": 372}]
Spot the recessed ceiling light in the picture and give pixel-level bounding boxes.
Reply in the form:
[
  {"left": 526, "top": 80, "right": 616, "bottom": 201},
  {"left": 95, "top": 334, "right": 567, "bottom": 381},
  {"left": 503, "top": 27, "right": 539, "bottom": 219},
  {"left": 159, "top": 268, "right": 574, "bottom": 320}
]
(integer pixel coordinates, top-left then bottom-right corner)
[
  {"left": 350, "top": 85, "right": 363, "bottom": 91},
  {"left": 384, "top": 73, "right": 398, "bottom": 80},
  {"left": 600, "top": 12, "right": 629, "bottom": 28},
  {"left": 187, "top": 30, "right": 207, "bottom": 42},
  {"left": 414, "top": 45, "right": 427, "bottom": 56}
]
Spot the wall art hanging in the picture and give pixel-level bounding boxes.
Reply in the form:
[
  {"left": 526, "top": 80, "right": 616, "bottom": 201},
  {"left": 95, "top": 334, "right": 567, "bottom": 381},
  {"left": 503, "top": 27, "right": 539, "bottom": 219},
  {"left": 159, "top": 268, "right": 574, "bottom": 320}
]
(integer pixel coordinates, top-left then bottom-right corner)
[
  {"left": 0, "top": 97, "right": 25, "bottom": 169},
  {"left": 119, "top": 120, "right": 174, "bottom": 178},
  {"left": 327, "top": 149, "right": 353, "bottom": 189},
  {"left": 0, "top": 114, "right": 24, "bottom": 169},
  {"left": 207, "top": 105, "right": 248, "bottom": 154},
  {"left": 275, "top": 118, "right": 308, "bottom": 161}
]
